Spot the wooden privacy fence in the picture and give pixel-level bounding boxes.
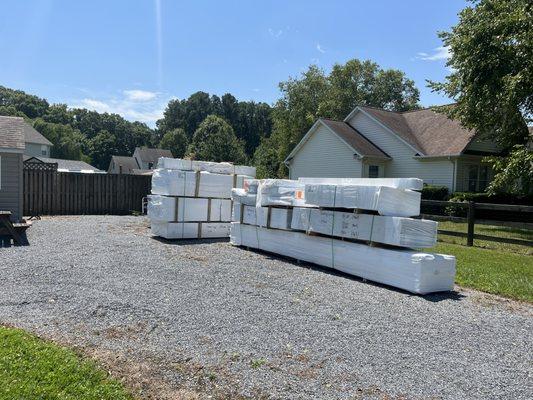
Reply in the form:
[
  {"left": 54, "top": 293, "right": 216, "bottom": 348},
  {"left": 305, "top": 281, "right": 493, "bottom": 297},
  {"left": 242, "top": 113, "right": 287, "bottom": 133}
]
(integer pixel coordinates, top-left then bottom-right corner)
[
  {"left": 24, "top": 170, "right": 152, "bottom": 216},
  {"left": 421, "top": 199, "right": 533, "bottom": 247}
]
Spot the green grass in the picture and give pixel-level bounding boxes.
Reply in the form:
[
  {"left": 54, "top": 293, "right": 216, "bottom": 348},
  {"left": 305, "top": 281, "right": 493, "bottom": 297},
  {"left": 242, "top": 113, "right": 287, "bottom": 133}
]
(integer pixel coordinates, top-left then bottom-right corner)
[
  {"left": 0, "top": 326, "right": 132, "bottom": 400},
  {"left": 437, "top": 220, "right": 533, "bottom": 255},
  {"left": 432, "top": 242, "right": 533, "bottom": 302}
]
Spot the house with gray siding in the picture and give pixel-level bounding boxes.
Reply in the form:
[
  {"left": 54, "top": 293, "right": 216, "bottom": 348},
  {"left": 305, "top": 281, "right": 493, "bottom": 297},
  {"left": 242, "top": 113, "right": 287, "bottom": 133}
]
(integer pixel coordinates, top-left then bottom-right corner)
[
  {"left": 108, "top": 147, "right": 173, "bottom": 174},
  {"left": 23, "top": 122, "right": 52, "bottom": 158},
  {"left": 0, "top": 116, "right": 25, "bottom": 221},
  {"left": 285, "top": 106, "right": 502, "bottom": 192}
]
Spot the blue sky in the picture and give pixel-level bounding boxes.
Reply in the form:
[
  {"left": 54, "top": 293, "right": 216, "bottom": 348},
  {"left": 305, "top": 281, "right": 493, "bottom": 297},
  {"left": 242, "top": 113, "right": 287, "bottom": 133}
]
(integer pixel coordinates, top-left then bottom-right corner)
[{"left": 0, "top": 0, "right": 467, "bottom": 126}]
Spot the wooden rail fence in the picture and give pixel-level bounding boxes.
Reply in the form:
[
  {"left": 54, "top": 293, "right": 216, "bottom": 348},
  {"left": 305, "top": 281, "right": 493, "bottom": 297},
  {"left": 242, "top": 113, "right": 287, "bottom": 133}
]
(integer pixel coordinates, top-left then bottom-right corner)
[
  {"left": 421, "top": 199, "right": 533, "bottom": 247},
  {"left": 24, "top": 170, "right": 151, "bottom": 216}
]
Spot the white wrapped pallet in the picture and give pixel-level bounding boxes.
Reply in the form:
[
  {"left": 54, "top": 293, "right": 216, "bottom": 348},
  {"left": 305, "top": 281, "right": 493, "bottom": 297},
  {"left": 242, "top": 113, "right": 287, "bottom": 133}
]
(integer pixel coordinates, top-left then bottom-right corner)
[
  {"left": 240, "top": 205, "right": 292, "bottom": 230},
  {"left": 152, "top": 169, "right": 247, "bottom": 198},
  {"left": 304, "top": 184, "right": 421, "bottom": 216},
  {"left": 290, "top": 208, "right": 437, "bottom": 248},
  {"left": 230, "top": 223, "right": 455, "bottom": 294},
  {"left": 148, "top": 195, "right": 231, "bottom": 222},
  {"left": 152, "top": 221, "right": 230, "bottom": 239},
  {"left": 157, "top": 157, "right": 256, "bottom": 177},
  {"left": 298, "top": 177, "right": 423, "bottom": 191},
  {"left": 256, "top": 179, "right": 307, "bottom": 207}
]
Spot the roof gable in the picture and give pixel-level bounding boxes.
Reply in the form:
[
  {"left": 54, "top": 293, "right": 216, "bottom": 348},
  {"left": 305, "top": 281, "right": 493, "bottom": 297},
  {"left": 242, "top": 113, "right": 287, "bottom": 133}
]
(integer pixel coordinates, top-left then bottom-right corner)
[
  {"left": 134, "top": 147, "right": 173, "bottom": 163},
  {"left": 345, "top": 105, "right": 479, "bottom": 157},
  {"left": 110, "top": 156, "right": 139, "bottom": 173},
  {"left": 285, "top": 119, "right": 390, "bottom": 163},
  {"left": 23, "top": 122, "right": 53, "bottom": 146}
]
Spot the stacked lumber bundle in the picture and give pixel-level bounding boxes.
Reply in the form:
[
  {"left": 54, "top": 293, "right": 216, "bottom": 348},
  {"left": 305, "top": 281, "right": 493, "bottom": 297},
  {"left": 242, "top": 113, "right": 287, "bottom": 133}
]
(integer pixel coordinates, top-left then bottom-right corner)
[
  {"left": 148, "top": 158, "right": 255, "bottom": 239},
  {"left": 230, "top": 178, "right": 456, "bottom": 294}
]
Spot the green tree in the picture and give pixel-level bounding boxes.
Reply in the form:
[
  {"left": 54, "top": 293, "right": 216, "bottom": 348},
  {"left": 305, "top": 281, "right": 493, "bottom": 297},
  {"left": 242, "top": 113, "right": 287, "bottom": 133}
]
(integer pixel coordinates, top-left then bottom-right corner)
[
  {"left": 32, "top": 119, "right": 87, "bottom": 161},
  {"left": 429, "top": 0, "right": 532, "bottom": 194},
  {"left": 159, "top": 128, "right": 188, "bottom": 158},
  {"left": 255, "top": 59, "right": 420, "bottom": 177},
  {"left": 0, "top": 86, "right": 49, "bottom": 119},
  {"left": 88, "top": 130, "right": 118, "bottom": 170},
  {"left": 188, "top": 115, "right": 246, "bottom": 163}
]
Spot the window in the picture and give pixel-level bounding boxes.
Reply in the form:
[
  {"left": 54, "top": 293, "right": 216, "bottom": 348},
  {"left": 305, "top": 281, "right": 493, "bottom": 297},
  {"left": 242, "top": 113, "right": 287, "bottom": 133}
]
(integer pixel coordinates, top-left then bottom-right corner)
[
  {"left": 463, "top": 164, "right": 490, "bottom": 192},
  {"left": 148, "top": 162, "right": 154, "bottom": 169},
  {"left": 41, "top": 145, "right": 48, "bottom": 156},
  {"left": 368, "top": 165, "right": 379, "bottom": 178}
]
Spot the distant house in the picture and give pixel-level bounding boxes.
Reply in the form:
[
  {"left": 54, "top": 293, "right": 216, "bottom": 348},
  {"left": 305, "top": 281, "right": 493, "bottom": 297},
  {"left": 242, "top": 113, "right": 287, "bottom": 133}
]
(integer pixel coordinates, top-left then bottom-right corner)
[
  {"left": 0, "top": 116, "right": 25, "bottom": 221},
  {"left": 24, "top": 156, "right": 103, "bottom": 173},
  {"left": 23, "top": 122, "right": 52, "bottom": 158},
  {"left": 108, "top": 147, "right": 173, "bottom": 174},
  {"left": 284, "top": 106, "right": 502, "bottom": 192}
]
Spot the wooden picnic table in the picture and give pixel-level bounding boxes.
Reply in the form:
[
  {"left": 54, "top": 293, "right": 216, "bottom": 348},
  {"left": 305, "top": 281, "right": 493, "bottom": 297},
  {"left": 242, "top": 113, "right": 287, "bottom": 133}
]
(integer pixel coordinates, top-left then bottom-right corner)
[{"left": 0, "top": 211, "right": 30, "bottom": 246}]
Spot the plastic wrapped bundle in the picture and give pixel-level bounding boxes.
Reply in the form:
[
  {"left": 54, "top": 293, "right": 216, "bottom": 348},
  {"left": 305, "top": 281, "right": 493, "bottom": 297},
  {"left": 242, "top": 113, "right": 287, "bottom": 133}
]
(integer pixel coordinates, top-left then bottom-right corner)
[
  {"left": 152, "top": 221, "right": 230, "bottom": 239},
  {"left": 230, "top": 223, "right": 455, "bottom": 294},
  {"left": 157, "top": 157, "right": 256, "bottom": 177},
  {"left": 239, "top": 205, "right": 292, "bottom": 230},
  {"left": 298, "top": 177, "right": 423, "bottom": 191},
  {"left": 256, "top": 179, "right": 307, "bottom": 207},
  {"left": 290, "top": 208, "right": 437, "bottom": 248},
  {"left": 148, "top": 195, "right": 231, "bottom": 222},
  {"left": 151, "top": 169, "right": 247, "bottom": 198},
  {"left": 304, "top": 184, "right": 420, "bottom": 216}
]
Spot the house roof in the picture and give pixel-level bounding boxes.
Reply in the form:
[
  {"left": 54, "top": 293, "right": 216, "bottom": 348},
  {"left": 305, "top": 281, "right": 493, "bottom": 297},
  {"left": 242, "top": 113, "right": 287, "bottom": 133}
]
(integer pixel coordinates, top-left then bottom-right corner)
[
  {"left": 320, "top": 119, "right": 390, "bottom": 159},
  {"left": 0, "top": 116, "right": 25, "bottom": 150},
  {"left": 25, "top": 156, "right": 102, "bottom": 172},
  {"left": 110, "top": 156, "right": 139, "bottom": 173},
  {"left": 134, "top": 147, "right": 173, "bottom": 163},
  {"left": 356, "top": 106, "right": 476, "bottom": 156},
  {"left": 23, "top": 122, "right": 53, "bottom": 146}
]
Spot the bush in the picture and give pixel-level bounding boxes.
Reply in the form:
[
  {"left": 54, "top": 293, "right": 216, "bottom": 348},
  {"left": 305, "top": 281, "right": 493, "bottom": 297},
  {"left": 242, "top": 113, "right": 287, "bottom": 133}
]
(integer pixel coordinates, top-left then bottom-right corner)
[
  {"left": 421, "top": 185, "right": 449, "bottom": 200},
  {"left": 449, "top": 192, "right": 533, "bottom": 205}
]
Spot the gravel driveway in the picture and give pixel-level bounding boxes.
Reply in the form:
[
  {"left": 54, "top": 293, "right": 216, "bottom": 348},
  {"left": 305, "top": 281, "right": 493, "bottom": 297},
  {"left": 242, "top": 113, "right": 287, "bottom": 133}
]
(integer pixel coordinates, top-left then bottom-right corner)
[{"left": 1, "top": 216, "right": 531, "bottom": 399}]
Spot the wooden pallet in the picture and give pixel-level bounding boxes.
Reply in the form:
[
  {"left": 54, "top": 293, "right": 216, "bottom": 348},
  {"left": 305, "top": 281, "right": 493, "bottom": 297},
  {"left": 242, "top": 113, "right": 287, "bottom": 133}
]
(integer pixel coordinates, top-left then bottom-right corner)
[{"left": 0, "top": 211, "right": 30, "bottom": 246}]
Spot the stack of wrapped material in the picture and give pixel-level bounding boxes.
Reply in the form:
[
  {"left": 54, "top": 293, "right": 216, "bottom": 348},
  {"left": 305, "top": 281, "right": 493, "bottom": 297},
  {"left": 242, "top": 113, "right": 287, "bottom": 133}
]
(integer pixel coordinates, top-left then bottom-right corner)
[
  {"left": 230, "top": 177, "right": 455, "bottom": 294},
  {"left": 148, "top": 158, "right": 255, "bottom": 239}
]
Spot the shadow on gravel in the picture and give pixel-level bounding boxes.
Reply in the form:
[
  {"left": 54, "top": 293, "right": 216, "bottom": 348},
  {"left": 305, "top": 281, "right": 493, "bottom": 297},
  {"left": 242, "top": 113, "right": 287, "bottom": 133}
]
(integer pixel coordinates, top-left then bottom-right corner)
[
  {"left": 241, "top": 246, "right": 465, "bottom": 302},
  {"left": 152, "top": 236, "right": 230, "bottom": 245}
]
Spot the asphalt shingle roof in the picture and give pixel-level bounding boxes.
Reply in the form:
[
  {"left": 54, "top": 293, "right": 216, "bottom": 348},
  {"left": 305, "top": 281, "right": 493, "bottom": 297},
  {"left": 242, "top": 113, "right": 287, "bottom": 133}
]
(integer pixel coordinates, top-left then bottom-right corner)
[
  {"left": 135, "top": 147, "right": 173, "bottom": 163},
  {"left": 110, "top": 156, "right": 139, "bottom": 173},
  {"left": 23, "top": 123, "right": 53, "bottom": 146},
  {"left": 0, "top": 116, "right": 25, "bottom": 150}
]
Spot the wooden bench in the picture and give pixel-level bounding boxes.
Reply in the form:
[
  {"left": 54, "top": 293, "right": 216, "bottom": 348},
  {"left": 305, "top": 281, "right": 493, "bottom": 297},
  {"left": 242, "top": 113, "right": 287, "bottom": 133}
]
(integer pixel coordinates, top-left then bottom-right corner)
[{"left": 0, "top": 211, "right": 30, "bottom": 246}]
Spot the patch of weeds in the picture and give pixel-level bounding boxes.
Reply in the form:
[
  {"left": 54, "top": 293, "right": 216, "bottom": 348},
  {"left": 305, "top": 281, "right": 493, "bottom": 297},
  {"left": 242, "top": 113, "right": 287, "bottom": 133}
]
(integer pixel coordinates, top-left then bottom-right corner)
[{"left": 250, "top": 358, "right": 267, "bottom": 369}]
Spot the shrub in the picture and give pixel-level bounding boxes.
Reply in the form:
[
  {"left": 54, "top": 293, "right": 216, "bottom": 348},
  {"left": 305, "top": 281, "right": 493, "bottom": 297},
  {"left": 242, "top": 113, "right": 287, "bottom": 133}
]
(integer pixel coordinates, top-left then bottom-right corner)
[{"left": 421, "top": 185, "right": 449, "bottom": 200}]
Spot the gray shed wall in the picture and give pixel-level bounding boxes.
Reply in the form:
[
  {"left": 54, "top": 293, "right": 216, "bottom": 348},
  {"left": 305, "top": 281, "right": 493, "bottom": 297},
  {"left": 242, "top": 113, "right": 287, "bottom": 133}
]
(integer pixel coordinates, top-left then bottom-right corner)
[{"left": 0, "top": 152, "right": 23, "bottom": 221}]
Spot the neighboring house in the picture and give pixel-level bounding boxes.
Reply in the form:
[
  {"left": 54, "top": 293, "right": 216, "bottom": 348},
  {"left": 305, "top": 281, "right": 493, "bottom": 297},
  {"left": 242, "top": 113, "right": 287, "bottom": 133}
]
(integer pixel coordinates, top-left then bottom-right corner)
[
  {"left": 285, "top": 106, "right": 502, "bottom": 192},
  {"left": 108, "top": 148, "right": 173, "bottom": 174},
  {"left": 0, "top": 116, "right": 25, "bottom": 221},
  {"left": 108, "top": 155, "right": 139, "bottom": 174},
  {"left": 24, "top": 156, "right": 104, "bottom": 173},
  {"left": 23, "top": 122, "right": 52, "bottom": 157},
  {"left": 132, "top": 147, "right": 173, "bottom": 170}
]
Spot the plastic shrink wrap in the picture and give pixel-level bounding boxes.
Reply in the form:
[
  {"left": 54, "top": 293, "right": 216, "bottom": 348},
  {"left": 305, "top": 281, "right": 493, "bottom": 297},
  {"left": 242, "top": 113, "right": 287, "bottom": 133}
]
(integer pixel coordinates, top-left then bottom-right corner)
[
  {"left": 304, "top": 184, "right": 420, "bottom": 216},
  {"left": 148, "top": 195, "right": 231, "bottom": 222},
  {"left": 298, "top": 177, "right": 423, "bottom": 191},
  {"left": 256, "top": 179, "right": 307, "bottom": 207},
  {"left": 152, "top": 222, "right": 230, "bottom": 239},
  {"left": 157, "top": 157, "right": 256, "bottom": 177},
  {"left": 230, "top": 223, "right": 455, "bottom": 294}
]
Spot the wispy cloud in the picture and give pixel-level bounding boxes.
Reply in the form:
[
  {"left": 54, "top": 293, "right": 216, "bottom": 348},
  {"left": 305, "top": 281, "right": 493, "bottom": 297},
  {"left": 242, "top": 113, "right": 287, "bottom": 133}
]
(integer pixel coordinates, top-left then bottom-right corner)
[
  {"left": 416, "top": 46, "right": 450, "bottom": 61},
  {"left": 70, "top": 90, "right": 172, "bottom": 126},
  {"left": 155, "top": 0, "right": 163, "bottom": 86},
  {"left": 123, "top": 89, "right": 158, "bottom": 102},
  {"left": 268, "top": 28, "right": 283, "bottom": 39},
  {"left": 316, "top": 43, "right": 325, "bottom": 53}
]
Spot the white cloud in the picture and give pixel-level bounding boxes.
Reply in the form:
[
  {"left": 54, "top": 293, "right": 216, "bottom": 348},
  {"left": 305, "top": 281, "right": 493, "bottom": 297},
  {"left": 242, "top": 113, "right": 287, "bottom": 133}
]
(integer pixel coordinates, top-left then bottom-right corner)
[
  {"left": 70, "top": 90, "right": 171, "bottom": 126},
  {"left": 268, "top": 28, "right": 283, "bottom": 38},
  {"left": 123, "top": 89, "right": 158, "bottom": 102},
  {"left": 416, "top": 46, "right": 450, "bottom": 61},
  {"left": 316, "top": 43, "right": 325, "bottom": 53}
]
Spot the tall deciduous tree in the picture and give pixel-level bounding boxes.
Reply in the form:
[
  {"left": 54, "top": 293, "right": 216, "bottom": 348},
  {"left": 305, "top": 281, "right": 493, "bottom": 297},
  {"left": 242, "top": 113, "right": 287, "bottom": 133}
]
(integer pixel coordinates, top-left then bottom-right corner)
[
  {"left": 188, "top": 115, "right": 246, "bottom": 163},
  {"left": 429, "top": 0, "right": 532, "bottom": 194},
  {"left": 159, "top": 128, "right": 188, "bottom": 158}
]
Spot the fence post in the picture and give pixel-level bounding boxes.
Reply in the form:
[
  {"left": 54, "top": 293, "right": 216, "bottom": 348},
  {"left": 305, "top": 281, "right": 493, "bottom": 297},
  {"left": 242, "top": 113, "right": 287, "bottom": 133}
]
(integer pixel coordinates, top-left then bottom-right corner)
[{"left": 467, "top": 201, "right": 475, "bottom": 246}]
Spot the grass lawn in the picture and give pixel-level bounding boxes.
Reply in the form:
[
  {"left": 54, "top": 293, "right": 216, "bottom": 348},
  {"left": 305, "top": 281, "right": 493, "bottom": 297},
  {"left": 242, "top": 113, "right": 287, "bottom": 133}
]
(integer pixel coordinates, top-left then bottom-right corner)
[
  {"left": 437, "top": 220, "right": 533, "bottom": 255},
  {"left": 432, "top": 242, "right": 533, "bottom": 302},
  {"left": 0, "top": 326, "right": 132, "bottom": 400}
]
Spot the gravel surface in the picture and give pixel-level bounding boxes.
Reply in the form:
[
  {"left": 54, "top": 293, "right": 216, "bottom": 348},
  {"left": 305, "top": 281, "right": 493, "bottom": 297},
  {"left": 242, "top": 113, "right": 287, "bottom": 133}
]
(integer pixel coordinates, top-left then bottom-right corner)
[{"left": 1, "top": 216, "right": 531, "bottom": 399}]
